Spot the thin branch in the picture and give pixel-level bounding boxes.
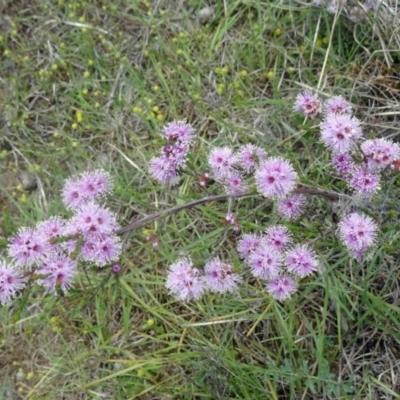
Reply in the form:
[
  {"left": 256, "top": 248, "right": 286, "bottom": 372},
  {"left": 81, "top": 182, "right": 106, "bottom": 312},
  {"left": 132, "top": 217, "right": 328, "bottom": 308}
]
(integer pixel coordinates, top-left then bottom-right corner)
[{"left": 116, "top": 185, "right": 344, "bottom": 235}]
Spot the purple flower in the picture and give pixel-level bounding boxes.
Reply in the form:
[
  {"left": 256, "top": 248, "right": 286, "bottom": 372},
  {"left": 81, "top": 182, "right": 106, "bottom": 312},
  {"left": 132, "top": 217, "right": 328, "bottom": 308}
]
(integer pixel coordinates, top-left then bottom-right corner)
[
  {"left": 331, "top": 153, "right": 355, "bottom": 178},
  {"left": 267, "top": 275, "right": 298, "bottom": 301},
  {"left": 69, "top": 202, "right": 119, "bottom": 238},
  {"left": 255, "top": 157, "right": 298, "bottom": 199},
  {"left": 79, "top": 170, "right": 113, "bottom": 200},
  {"left": 8, "top": 227, "right": 49, "bottom": 269},
  {"left": 208, "top": 147, "right": 237, "bottom": 179},
  {"left": 149, "top": 156, "right": 180, "bottom": 186},
  {"left": 360, "top": 138, "right": 400, "bottom": 169},
  {"left": 80, "top": 234, "right": 122, "bottom": 266},
  {"left": 224, "top": 172, "right": 248, "bottom": 195},
  {"left": 237, "top": 144, "right": 267, "bottom": 171},
  {"left": 277, "top": 194, "right": 306, "bottom": 220},
  {"left": 160, "top": 143, "right": 189, "bottom": 168},
  {"left": 324, "top": 96, "right": 352, "bottom": 115},
  {"left": 294, "top": 91, "right": 322, "bottom": 118},
  {"left": 204, "top": 258, "right": 240, "bottom": 293},
  {"left": 165, "top": 258, "right": 205, "bottom": 301},
  {"left": 349, "top": 167, "right": 380, "bottom": 196},
  {"left": 285, "top": 245, "right": 318, "bottom": 278},
  {"left": 111, "top": 264, "right": 121, "bottom": 274},
  {"left": 320, "top": 114, "right": 362, "bottom": 153},
  {"left": 62, "top": 175, "right": 85, "bottom": 209},
  {"left": 61, "top": 170, "right": 112, "bottom": 209},
  {"left": 0, "top": 262, "right": 25, "bottom": 305},
  {"left": 338, "top": 212, "right": 378, "bottom": 251},
  {"left": 162, "top": 120, "right": 194, "bottom": 143},
  {"left": 248, "top": 243, "right": 282, "bottom": 279},
  {"left": 265, "top": 225, "right": 292, "bottom": 251},
  {"left": 237, "top": 233, "right": 263, "bottom": 261},
  {"left": 37, "top": 254, "right": 77, "bottom": 294}
]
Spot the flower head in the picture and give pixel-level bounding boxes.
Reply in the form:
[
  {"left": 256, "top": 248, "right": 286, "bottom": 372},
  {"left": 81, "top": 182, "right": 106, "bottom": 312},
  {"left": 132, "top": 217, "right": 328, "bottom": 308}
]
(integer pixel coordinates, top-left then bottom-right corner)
[
  {"left": 324, "top": 96, "right": 352, "bottom": 115},
  {"left": 0, "top": 262, "right": 25, "bottom": 305},
  {"left": 255, "top": 157, "right": 298, "bottom": 199},
  {"left": 8, "top": 227, "right": 49, "bottom": 269},
  {"left": 349, "top": 167, "right": 380, "bottom": 196},
  {"left": 338, "top": 212, "right": 378, "bottom": 251},
  {"left": 37, "top": 254, "right": 77, "bottom": 294},
  {"left": 237, "top": 233, "right": 263, "bottom": 261},
  {"left": 320, "top": 114, "right": 362, "bottom": 153},
  {"left": 208, "top": 147, "right": 237, "bottom": 179},
  {"left": 277, "top": 194, "right": 306, "bottom": 220},
  {"left": 285, "top": 245, "right": 318, "bottom": 278},
  {"left": 204, "top": 258, "right": 240, "bottom": 293},
  {"left": 162, "top": 120, "right": 194, "bottom": 143},
  {"left": 224, "top": 172, "right": 248, "bottom": 195},
  {"left": 267, "top": 275, "right": 298, "bottom": 301},
  {"left": 265, "top": 225, "right": 292, "bottom": 251},
  {"left": 149, "top": 156, "right": 180, "bottom": 186},
  {"left": 237, "top": 144, "right": 267, "bottom": 171},
  {"left": 331, "top": 153, "right": 355, "bottom": 178},
  {"left": 165, "top": 258, "right": 205, "bottom": 301},
  {"left": 248, "top": 243, "right": 282, "bottom": 279},
  {"left": 361, "top": 138, "right": 400, "bottom": 169},
  {"left": 294, "top": 91, "right": 322, "bottom": 118}
]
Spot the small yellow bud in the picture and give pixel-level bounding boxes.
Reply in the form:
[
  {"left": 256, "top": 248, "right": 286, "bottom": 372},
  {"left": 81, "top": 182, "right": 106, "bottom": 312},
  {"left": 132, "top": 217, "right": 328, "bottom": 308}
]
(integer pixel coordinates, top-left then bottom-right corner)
[
  {"left": 72, "top": 123, "right": 78, "bottom": 129},
  {"left": 176, "top": 49, "right": 183, "bottom": 55},
  {"left": 216, "top": 84, "right": 225, "bottom": 95},
  {"left": 83, "top": 71, "right": 90, "bottom": 78},
  {"left": 157, "top": 113, "right": 164, "bottom": 121},
  {"left": 71, "top": 141, "right": 78, "bottom": 148},
  {"left": 267, "top": 70, "right": 275, "bottom": 79},
  {"left": 274, "top": 28, "right": 282, "bottom": 36},
  {"left": 152, "top": 106, "right": 159, "bottom": 112},
  {"left": 95, "top": 102, "right": 101, "bottom": 108},
  {"left": 82, "top": 88, "right": 88, "bottom": 95},
  {"left": 51, "top": 63, "right": 58, "bottom": 70},
  {"left": 78, "top": 16, "right": 85, "bottom": 22},
  {"left": 3, "top": 49, "right": 10, "bottom": 56}
]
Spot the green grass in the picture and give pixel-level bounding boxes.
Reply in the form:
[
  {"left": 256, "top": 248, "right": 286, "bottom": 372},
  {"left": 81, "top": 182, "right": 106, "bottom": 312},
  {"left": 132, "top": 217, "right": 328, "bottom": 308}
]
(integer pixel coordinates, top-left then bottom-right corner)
[{"left": 1, "top": 0, "right": 400, "bottom": 399}]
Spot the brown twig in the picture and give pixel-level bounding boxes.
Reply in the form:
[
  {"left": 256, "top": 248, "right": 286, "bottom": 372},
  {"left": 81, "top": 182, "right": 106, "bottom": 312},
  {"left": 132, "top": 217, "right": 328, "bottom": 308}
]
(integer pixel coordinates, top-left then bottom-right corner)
[{"left": 116, "top": 185, "right": 344, "bottom": 235}]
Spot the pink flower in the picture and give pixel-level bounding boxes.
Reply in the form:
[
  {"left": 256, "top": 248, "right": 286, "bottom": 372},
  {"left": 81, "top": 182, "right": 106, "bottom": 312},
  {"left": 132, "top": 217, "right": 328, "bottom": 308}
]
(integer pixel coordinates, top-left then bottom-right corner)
[
  {"left": 248, "top": 243, "right": 282, "bottom": 279},
  {"left": 265, "top": 226, "right": 292, "bottom": 251},
  {"left": 80, "top": 234, "right": 122, "bottom": 266},
  {"left": 320, "top": 114, "right": 362, "bottom": 153},
  {"left": 8, "top": 227, "right": 49, "bottom": 269},
  {"left": 208, "top": 147, "right": 237, "bottom": 179},
  {"left": 285, "top": 245, "right": 318, "bottom": 278},
  {"left": 69, "top": 202, "right": 119, "bottom": 238},
  {"left": 0, "top": 262, "right": 25, "bottom": 305},
  {"left": 79, "top": 170, "right": 113, "bottom": 200},
  {"left": 37, "top": 255, "right": 77, "bottom": 294},
  {"left": 165, "top": 258, "right": 205, "bottom": 301},
  {"left": 331, "top": 153, "right": 355, "bottom": 178},
  {"left": 255, "top": 157, "right": 298, "bottom": 199},
  {"left": 224, "top": 172, "right": 248, "bottom": 195},
  {"left": 277, "top": 194, "right": 306, "bottom": 220},
  {"left": 360, "top": 138, "right": 400, "bottom": 169},
  {"left": 162, "top": 120, "right": 194, "bottom": 143},
  {"left": 338, "top": 212, "right": 378, "bottom": 251},
  {"left": 204, "top": 258, "right": 240, "bottom": 293},
  {"left": 267, "top": 275, "right": 298, "bottom": 301},
  {"left": 294, "top": 91, "right": 322, "bottom": 118},
  {"left": 149, "top": 156, "right": 180, "bottom": 186},
  {"left": 324, "top": 96, "right": 352, "bottom": 115},
  {"left": 237, "top": 233, "right": 263, "bottom": 261},
  {"left": 349, "top": 167, "right": 380, "bottom": 196},
  {"left": 62, "top": 175, "right": 85, "bottom": 209},
  {"left": 237, "top": 144, "right": 267, "bottom": 171}
]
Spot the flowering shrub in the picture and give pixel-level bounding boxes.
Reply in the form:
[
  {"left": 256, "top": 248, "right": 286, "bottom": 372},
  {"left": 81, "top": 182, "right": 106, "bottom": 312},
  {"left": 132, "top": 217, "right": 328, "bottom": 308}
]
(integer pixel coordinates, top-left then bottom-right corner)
[{"left": 1, "top": 90, "right": 399, "bottom": 307}]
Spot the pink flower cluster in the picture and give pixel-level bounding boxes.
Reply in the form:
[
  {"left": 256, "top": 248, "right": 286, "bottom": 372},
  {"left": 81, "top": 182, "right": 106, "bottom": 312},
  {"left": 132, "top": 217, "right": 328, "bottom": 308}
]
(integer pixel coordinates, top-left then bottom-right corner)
[
  {"left": 237, "top": 225, "right": 318, "bottom": 301},
  {"left": 207, "top": 144, "right": 267, "bottom": 195},
  {"left": 295, "top": 90, "right": 398, "bottom": 260},
  {"left": 166, "top": 257, "right": 241, "bottom": 301},
  {"left": 149, "top": 121, "right": 195, "bottom": 186},
  {"left": 208, "top": 145, "right": 305, "bottom": 220},
  {"left": 2, "top": 169, "right": 121, "bottom": 304}
]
